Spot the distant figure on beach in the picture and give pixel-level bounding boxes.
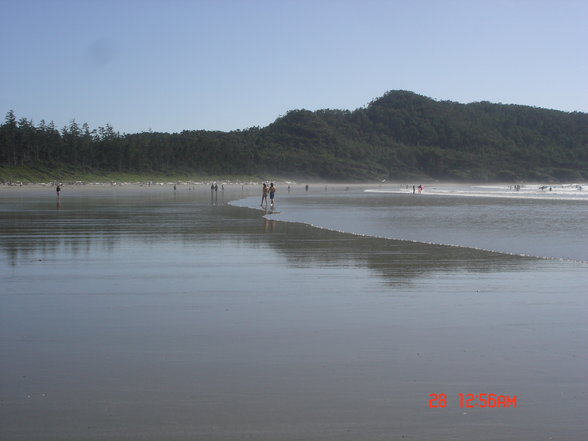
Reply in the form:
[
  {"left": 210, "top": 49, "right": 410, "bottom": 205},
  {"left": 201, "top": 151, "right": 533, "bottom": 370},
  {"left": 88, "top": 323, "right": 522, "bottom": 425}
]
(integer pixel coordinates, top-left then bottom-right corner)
[
  {"left": 418, "top": 185, "right": 423, "bottom": 194},
  {"left": 305, "top": 184, "right": 309, "bottom": 192},
  {"left": 211, "top": 183, "right": 215, "bottom": 192},
  {"left": 56, "top": 185, "right": 61, "bottom": 197},
  {"left": 261, "top": 183, "right": 269, "bottom": 207},
  {"left": 412, "top": 185, "right": 416, "bottom": 194},
  {"left": 269, "top": 183, "right": 276, "bottom": 207},
  {"left": 214, "top": 184, "right": 218, "bottom": 192},
  {"left": 174, "top": 184, "right": 176, "bottom": 191},
  {"left": 288, "top": 185, "right": 291, "bottom": 193}
]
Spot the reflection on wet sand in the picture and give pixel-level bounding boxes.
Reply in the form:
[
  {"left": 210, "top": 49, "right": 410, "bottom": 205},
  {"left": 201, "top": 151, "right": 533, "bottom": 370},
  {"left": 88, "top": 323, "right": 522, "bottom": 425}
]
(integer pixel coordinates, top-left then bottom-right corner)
[{"left": 1, "top": 189, "right": 535, "bottom": 284}]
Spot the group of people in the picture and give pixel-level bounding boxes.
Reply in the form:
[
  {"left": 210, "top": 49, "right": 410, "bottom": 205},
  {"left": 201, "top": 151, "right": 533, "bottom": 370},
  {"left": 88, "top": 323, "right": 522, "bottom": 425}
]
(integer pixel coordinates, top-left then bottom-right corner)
[
  {"left": 210, "top": 183, "right": 224, "bottom": 192},
  {"left": 261, "top": 182, "right": 276, "bottom": 208}
]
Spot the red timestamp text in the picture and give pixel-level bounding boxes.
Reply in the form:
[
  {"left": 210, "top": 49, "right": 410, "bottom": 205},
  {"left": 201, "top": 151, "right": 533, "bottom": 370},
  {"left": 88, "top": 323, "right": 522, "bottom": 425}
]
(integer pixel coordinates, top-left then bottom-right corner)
[{"left": 429, "top": 393, "right": 517, "bottom": 408}]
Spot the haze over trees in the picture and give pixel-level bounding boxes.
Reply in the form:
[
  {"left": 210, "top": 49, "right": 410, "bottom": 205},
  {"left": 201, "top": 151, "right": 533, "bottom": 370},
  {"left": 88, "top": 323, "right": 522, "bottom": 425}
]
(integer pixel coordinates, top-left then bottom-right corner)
[{"left": 1, "top": 91, "right": 587, "bottom": 181}]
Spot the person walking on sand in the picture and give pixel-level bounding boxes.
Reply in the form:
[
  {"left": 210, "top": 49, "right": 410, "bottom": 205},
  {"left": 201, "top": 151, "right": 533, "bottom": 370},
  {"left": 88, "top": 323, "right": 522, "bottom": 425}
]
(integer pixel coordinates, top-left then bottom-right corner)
[
  {"left": 261, "top": 183, "right": 269, "bottom": 207},
  {"left": 269, "top": 183, "right": 276, "bottom": 207}
]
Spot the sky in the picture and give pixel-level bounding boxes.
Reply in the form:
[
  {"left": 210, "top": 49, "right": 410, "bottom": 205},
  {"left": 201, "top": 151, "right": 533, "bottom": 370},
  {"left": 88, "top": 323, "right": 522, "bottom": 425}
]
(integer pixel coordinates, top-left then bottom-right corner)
[{"left": 1, "top": 0, "right": 587, "bottom": 134}]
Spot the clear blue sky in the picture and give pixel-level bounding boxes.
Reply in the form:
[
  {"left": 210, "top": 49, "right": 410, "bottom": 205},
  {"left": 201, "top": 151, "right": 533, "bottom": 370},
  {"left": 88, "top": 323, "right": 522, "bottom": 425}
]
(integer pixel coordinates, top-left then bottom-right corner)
[{"left": 2, "top": 0, "right": 587, "bottom": 134}]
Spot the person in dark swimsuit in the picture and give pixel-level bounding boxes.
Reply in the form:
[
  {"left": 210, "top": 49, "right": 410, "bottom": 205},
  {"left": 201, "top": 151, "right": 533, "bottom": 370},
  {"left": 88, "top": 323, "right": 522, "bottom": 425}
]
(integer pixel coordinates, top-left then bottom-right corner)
[
  {"left": 269, "top": 183, "right": 276, "bottom": 207},
  {"left": 261, "top": 183, "right": 269, "bottom": 207}
]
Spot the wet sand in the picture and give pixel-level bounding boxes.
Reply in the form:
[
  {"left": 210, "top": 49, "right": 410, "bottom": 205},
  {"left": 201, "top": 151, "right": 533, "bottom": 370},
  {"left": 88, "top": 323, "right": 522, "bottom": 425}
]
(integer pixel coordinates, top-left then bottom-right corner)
[{"left": 1, "top": 185, "right": 587, "bottom": 440}]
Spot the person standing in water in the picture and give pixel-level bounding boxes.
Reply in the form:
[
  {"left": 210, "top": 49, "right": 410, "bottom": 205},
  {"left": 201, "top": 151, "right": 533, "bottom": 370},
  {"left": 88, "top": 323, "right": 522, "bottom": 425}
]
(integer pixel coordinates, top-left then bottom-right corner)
[
  {"left": 261, "top": 183, "right": 269, "bottom": 207},
  {"left": 269, "top": 183, "right": 276, "bottom": 207},
  {"left": 56, "top": 184, "right": 61, "bottom": 198}
]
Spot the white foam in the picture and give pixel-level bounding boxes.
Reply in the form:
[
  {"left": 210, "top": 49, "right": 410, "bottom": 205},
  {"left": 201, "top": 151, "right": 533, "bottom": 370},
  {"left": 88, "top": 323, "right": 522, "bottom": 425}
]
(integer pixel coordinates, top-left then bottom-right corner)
[{"left": 365, "top": 183, "right": 588, "bottom": 201}]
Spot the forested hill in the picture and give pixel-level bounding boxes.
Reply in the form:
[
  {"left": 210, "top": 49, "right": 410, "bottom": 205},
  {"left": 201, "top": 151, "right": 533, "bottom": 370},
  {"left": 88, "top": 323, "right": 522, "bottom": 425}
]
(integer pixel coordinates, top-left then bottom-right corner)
[{"left": 2, "top": 90, "right": 587, "bottom": 182}]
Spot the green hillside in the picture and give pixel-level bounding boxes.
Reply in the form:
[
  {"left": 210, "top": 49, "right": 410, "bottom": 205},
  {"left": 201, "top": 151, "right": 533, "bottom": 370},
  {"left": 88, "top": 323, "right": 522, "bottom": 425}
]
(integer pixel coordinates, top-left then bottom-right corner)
[{"left": 2, "top": 91, "right": 587, "bottom": 182}]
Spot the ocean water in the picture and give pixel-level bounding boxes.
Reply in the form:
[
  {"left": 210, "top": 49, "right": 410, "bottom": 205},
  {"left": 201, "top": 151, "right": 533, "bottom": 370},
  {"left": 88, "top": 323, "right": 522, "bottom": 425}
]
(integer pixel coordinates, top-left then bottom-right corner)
[
  {"left": 1, "top": 184, "right": 587, "bottom": 441},
  {"left": 232, "top": 183, "right": 588, "bottom": 262}
]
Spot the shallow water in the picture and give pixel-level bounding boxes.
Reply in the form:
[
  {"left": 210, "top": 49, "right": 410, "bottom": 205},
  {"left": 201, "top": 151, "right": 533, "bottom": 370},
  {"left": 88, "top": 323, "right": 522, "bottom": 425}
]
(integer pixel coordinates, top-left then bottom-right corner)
[
  {"left": 1, "top": 184, "right": 587, "bottom": 441},
  {"left": 232, "top": 183, "right": 588, "bottom": 261}
]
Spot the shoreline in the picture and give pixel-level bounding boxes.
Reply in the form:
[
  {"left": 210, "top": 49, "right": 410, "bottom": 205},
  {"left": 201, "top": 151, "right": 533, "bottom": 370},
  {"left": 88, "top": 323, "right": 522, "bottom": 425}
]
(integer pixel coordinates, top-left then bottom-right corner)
[{"left": 2, "top": 179, "right": 586, "bottom": 191}]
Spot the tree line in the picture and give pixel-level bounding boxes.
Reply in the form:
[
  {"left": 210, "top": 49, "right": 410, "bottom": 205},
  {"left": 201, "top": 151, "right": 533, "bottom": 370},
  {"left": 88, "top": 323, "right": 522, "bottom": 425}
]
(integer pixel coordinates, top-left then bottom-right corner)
[{"left": 2, "top": 90, "right": 587, "bottom": 181}]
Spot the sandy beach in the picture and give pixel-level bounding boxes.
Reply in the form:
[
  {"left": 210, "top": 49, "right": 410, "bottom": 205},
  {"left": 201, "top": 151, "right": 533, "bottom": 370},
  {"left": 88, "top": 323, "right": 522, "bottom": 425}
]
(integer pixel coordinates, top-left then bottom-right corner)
[{"left": 1, "top": 184, "right": 586, "bottom": 440}]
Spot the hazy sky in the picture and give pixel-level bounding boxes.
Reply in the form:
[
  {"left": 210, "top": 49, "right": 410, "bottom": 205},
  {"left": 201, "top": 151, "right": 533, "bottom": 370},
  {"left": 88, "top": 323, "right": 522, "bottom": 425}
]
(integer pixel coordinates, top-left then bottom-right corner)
[{"left": 2, "top": 0, "right": 587, "bottom": 134}]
